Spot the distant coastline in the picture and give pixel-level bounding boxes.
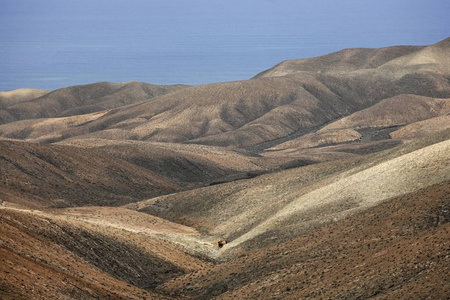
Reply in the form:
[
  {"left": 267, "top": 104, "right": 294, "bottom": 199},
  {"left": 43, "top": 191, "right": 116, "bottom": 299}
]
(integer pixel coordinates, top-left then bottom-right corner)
[{"left": 1, "top": 1, "right": 449, "bottom": 90}]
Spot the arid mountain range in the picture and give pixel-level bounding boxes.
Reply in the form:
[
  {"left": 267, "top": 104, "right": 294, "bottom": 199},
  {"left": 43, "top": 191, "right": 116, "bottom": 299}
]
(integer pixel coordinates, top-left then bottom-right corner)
[{"left": 1, "top": 38, "right": 449, "bottom": 299}]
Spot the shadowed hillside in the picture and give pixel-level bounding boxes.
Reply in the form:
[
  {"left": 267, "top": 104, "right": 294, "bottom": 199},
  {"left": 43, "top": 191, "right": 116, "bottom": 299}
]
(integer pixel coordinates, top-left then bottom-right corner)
[
  {"left": 1, "top": 138, "right": 308, "bottom": 208},
  {"left": 0, "top": 140, "right": 178, "bottom": 208},
  {"left": 130, "top": 130, "right": 450, "bottom": 256},
  {"left": 391, "top": 115, "right": 450, "bottom": 139},
  {"left": 1, "top": 130, "right": 448, "bottom": 299},
  {"left": 0, "top": 208, "right": 178, "bottom": 299},
  {"left": 270, "top": 94, "right": 450, "bottom": 150},
  {"left": 158, "top": 180, "right": 449, "bottom": 299},
  {"left": 320, "top": 94, "right": 450, "bottom": 131}
]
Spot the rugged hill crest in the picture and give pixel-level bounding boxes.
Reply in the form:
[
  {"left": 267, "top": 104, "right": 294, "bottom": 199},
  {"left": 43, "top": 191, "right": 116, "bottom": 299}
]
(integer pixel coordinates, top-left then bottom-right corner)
[{"left": 2, "top": 38, "right": 448, "bottom": 148}]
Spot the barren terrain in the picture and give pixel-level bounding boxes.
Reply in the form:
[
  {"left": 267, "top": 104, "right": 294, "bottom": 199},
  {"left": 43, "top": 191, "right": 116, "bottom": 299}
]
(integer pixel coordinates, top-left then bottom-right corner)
[{"left": 1, "top": 38, "right": 449, "bottom": 299}]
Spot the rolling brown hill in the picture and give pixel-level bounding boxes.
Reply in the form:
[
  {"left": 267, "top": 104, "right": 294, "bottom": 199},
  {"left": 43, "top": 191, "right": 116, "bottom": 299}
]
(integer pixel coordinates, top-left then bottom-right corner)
[
  {"left": 0, "top": 139, "right": 290, "bottom": 208},
  {"left": 0, "top": 140, "right": 178, "bottom": 208},
  {"left": 158, "top": 180, "right": 450, "bottom": 299},
  {"left": 1, "top": 38, "right": 448, "bottom": 149},
  {"left": 320, "top": 94, "right": 450, "bottom": 131},
  {"left": 0, "top": 206, "right": 198, "bottom": 299},
  {"left": 130, "top": 130, "right": 450, "bottom": 256},
  {"left": 0, "top": 81, "right": 186, "bottom": 125},
  {"left": 1, "top": 38, "right": 449, "bottom": 299},
  {"left": 253, "top": 45, "right": 423, "bottom": 77},
  {"left": 1, "top": 131, "right": 448, "bottom": 299},
  {"left": 255, "top": 37, "right": 450, "bottom": 78},
  {"left": 0, "top": 88, "right": 50, "bottom": 124},
  {"left": 269, "top": 94, "right": 450, "bottom": 151},
  {"left": 0, "top": 88, "right": 49, "bottom": 108},
  {"left": 390, "top": 115, "right": 450, "bottom": 140}
]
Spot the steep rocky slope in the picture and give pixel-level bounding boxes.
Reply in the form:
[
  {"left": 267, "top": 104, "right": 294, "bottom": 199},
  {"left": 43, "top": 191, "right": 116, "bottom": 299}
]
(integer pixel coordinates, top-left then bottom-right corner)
[
  {"left": 0, "top": 208, "right": 178, "bottom": 299},
  {"left": 158, "top": 181, "right": 449, "bottom": 299}
]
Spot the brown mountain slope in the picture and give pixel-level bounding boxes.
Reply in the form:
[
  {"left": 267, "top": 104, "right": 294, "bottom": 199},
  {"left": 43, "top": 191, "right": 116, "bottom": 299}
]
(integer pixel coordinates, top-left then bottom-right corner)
[
  {"left": 270, "top": 128, "right": 362, "bottom": 150},
  {"left": 379, "top": 37, "right": 450, "bottom": 73},
  {"left": 268, "top": 94, "right": 450, "bottom": 151},
  {"left": 38, "top": 67, "right": 449, "bottom": 148},
  {"left": 390, "top": 115, "right": 450, "bottom": 140},
  {"left": 253, "top": 45, "right": 423, "bottom": 78},
  {"left": 55, "top": 138, "right": 271, "bottom": 184},
  {"left": 129, "top": 130, "right": 450, "bottom": 257},
  {"left": 1, "top": 38, "right": 450, "bottom": 299},
  {"left": 0, "top": 208, "right": 175, "bottom": 299},
  {"left": 255, "top": 37, "right": 450, "bottom": 78},
  {"left": 320, "top": 94, "right": 450, "bottom": 131},
  {"left": 41, "top": 74, "right": 356, "bottom": 147},
  {"left": 1, "top": 138, "right": 295, "bottom": 208},
  {"left": 7, "top": 38, "right": 445, "bottom": 148},
  {"left": 0, "top": 81, "right": 186, "bottom": 124},
  {"left": 1, "top": 131, "right": 448, "bottom": 299},
  {"left": 0, "top": 88, "right": 49, "bottom": 107},
  {"left": 224, "top": 138, "right": 449, "bottom": 255},
  {"left": 0, "top": 111, "right": 109, "bottom": 142},
  {"left": 0, "top": 74, "right": 357, "bottom": 147},
  {"left": 0, "top": 88, "right": 49, "bottom": 124},
  {"left": 158, "top": 180, "right": 449, "bottom": 299},
  {"left": 0, "top": 140, "right": 179, "bottom": 208}
]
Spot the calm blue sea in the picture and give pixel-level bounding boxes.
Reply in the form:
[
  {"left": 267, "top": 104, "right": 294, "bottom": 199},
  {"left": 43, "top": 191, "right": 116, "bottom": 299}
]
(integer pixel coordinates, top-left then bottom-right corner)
[{"left": 1, "top": 0, "right": 449, "bottom": 91}]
